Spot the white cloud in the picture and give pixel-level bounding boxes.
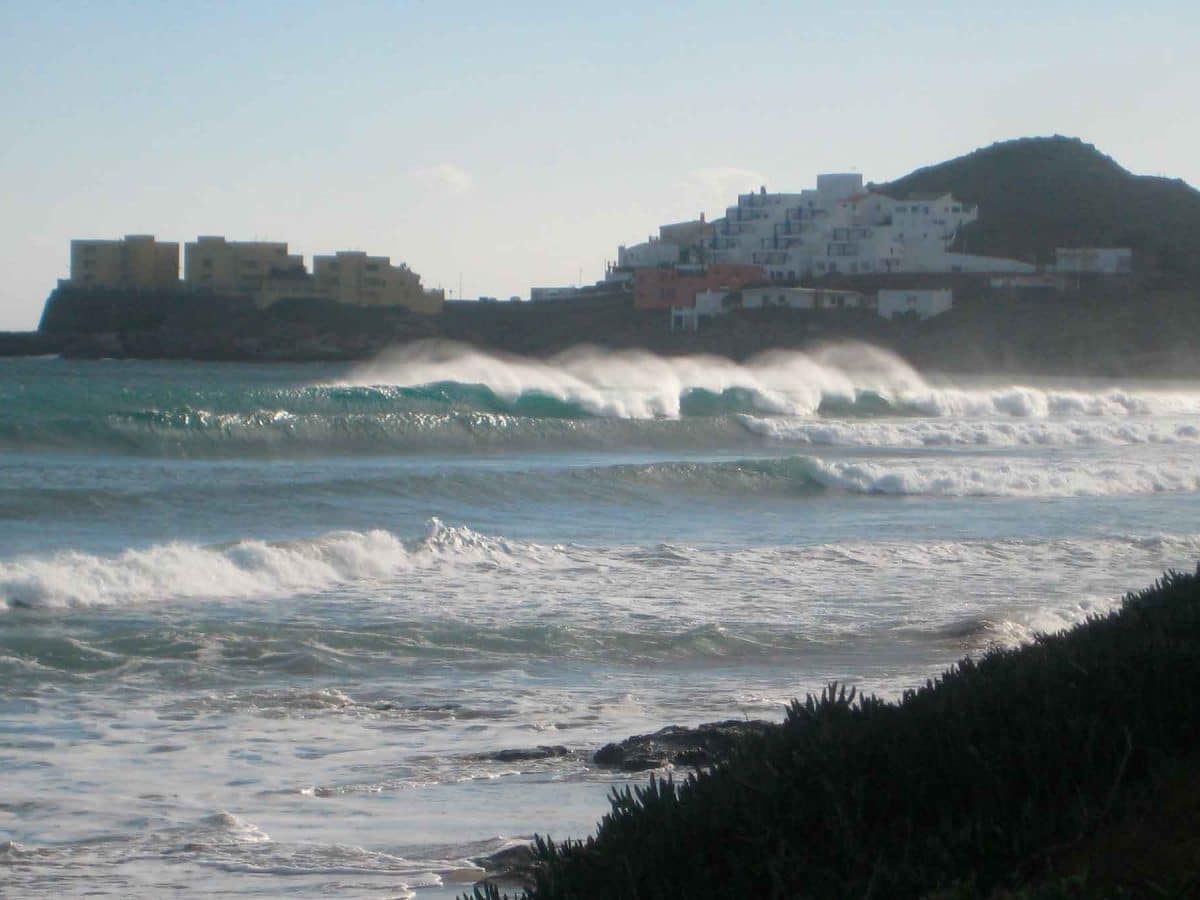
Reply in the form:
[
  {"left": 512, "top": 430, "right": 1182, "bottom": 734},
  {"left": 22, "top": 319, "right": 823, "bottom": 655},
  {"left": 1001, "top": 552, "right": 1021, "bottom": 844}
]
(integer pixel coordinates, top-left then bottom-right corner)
[
  {"left": 685, "top": 166, "right": 768, "bottom": 211},
  {"left": 411, "top": 163, "right": 473, "bottom": 194}
]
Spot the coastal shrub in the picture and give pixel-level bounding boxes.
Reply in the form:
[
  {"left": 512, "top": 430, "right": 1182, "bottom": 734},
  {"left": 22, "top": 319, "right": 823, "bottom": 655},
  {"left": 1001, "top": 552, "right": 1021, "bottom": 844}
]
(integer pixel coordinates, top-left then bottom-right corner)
[{"left": 467, "top": 569, "right": 1200, "bottom": 898}]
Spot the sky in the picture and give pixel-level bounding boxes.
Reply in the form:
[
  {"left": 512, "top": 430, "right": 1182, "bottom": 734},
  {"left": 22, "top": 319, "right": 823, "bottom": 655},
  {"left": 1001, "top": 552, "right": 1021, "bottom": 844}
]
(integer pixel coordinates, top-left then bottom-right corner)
[{"left": 1, "top": 0, "right": 1197, "bottom": 329}]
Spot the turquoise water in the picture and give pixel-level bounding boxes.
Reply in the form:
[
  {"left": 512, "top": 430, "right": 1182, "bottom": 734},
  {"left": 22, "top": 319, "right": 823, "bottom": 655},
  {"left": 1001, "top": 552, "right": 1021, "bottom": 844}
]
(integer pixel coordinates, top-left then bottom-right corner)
[{"left": 3, "top": 347, "right": 1200, "bottom": 897}]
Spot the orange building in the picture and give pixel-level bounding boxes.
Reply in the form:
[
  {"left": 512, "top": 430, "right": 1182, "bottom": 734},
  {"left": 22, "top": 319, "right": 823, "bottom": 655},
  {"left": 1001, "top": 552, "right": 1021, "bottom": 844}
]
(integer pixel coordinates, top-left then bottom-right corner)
[{"left": 633, "top": 264, "right": 764, "bottom": 311}]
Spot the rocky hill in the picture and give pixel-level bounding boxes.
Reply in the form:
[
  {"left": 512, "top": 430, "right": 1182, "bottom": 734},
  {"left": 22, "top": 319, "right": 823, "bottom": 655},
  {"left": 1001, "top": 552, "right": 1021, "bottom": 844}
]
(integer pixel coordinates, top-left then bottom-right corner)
[{"left": 878, "top": 135, "right": 1200, "bottom": 277}]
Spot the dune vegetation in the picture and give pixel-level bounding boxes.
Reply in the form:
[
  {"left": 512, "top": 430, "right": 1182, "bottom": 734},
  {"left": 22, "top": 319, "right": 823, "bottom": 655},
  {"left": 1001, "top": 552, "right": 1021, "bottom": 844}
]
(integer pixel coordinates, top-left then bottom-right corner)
[{"left": 470, "top": 569, "right": 1200, "bottom": 898}]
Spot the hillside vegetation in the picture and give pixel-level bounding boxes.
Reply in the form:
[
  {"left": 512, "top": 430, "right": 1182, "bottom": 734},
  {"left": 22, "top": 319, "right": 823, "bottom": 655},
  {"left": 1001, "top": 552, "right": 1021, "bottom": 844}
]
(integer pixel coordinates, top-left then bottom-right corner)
[
  {"left": 879, "top": 136, "right": 1200, "bottom": 277},
  {"left": 471, "top": 570, "right": 1200, "bottom": 898}
]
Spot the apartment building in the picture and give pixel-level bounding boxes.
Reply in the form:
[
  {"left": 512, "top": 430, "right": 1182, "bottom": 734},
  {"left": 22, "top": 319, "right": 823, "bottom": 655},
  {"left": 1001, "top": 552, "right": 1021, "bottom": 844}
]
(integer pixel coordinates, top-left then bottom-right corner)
[
  {"left": 312, "top": 251, "right": 442, "bottom": 314},
  {"left": 617, "top": 174, "right": 1034, "bottom": 282},
  {"left": 69, "top": 235, "right": 179, "bottom": 290},
  {"left": 184, "top": 236, "right": 305, "bottom": 295}
]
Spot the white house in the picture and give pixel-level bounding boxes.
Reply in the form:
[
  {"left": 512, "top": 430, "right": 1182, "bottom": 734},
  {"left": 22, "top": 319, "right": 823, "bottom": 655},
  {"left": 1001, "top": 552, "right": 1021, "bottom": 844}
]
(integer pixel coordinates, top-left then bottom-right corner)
[
  {"left": 741, "top": 286, "right": 865, "bottom": 310},
  {"left": 877, "top": 288, "right": 953, "bottom": 320},
  {"left": 617, "top": 238, "right": 681, "bottom": 268},
  {"left": 670, "top": 289, "right": 729, "bottom": 330},
  {"left": 1054, "top": 247, "right": 1133, "bottom": 274}
]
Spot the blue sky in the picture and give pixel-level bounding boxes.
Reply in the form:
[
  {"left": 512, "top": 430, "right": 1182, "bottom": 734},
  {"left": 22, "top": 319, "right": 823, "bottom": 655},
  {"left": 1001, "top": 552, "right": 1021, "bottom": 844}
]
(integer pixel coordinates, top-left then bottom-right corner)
[{"left": 1, "top": 0, "right": 1197, "bottom": 328}]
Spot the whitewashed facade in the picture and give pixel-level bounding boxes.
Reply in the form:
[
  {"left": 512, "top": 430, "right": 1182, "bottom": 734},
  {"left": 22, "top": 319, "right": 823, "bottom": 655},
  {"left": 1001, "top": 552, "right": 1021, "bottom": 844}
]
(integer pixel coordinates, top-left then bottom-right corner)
[
  {"left": 877, "top": 288, "right": 953, "bottom": 320},
  {"left": 1054, "top": 248, "right": 1133, "bottom": 274},
  {"left": 670, "top": 289, "right": 729, "bottom": 330},
  {"left": 620, "top": 174, "right": 1035, "bottom": 279},
  {"left": 741, "top": 286, "right": 865, "bottom": 311}
]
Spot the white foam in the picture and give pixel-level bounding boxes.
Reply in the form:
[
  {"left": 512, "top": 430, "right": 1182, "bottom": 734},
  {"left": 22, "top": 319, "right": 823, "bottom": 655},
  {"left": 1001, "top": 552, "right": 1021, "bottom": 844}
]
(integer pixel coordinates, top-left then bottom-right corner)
[
  {"left": 802, "top": 455, "right": 1200, "bottom": 497},
  {"left": 742, "top": 416, "right": 1200, "bottom": 448},
  {"left": 898, "top": 385, "right": 1200, "bottom": 419},
  {"left": 0, "top": 519, "right": 561, "bottom": 611}
]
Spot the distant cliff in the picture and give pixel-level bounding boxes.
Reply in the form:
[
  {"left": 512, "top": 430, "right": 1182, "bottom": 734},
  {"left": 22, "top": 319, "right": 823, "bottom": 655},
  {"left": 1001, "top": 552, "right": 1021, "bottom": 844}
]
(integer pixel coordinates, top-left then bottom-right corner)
[{"left": 878, "top": 136, "right": 1200, "bottom": 277}]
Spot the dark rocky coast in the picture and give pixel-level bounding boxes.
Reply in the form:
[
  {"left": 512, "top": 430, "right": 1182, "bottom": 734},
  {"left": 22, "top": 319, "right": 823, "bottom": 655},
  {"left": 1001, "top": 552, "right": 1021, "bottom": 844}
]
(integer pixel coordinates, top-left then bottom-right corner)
[{"left": 9, "top": 273, "right": 1200, "bottom": 378}]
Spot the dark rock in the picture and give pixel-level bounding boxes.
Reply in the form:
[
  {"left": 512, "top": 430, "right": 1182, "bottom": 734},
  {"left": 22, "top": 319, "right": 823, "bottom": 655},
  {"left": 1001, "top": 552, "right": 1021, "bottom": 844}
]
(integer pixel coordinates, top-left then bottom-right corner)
[
  {"left": 474, "top": 745, "right": 570, "bottom": 763},
  {"left": 0, "top": 332, "right": 62, "bottom": 357},
  {"left": 473, "top": 842, "right": 537, "bottom": 890},
  {"left": 592, "top": 719, "right": 774, "bottom": 772}
]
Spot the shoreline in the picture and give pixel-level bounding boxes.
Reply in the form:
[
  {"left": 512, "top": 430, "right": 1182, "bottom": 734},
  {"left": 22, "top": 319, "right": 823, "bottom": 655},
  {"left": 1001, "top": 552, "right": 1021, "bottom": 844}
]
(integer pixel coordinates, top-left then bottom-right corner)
[
  {"left": 8, "top": 275, "right": 1200, "bottom": 378},
  {"left": 492, "top": 571, "right": 1200, "bottom": 899}
]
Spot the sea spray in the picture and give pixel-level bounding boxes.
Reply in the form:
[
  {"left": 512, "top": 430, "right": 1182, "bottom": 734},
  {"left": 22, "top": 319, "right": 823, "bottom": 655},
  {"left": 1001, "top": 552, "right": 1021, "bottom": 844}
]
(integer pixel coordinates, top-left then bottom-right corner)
[{"left": 342, "top": 341, "right": 928, "bottom": 419}]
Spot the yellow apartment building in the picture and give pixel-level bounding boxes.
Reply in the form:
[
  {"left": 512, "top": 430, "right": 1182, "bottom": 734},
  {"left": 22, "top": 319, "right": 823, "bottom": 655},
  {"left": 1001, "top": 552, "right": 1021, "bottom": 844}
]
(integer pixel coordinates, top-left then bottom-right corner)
[
  {"left": 184, "top": 236, "right": 305, "bottom": 296},
  {"left": 312, "top": 251, "right": 442, "bottom": 314},
  {"left": 70, "top": 235, "right": 179, "bottom": 290}
]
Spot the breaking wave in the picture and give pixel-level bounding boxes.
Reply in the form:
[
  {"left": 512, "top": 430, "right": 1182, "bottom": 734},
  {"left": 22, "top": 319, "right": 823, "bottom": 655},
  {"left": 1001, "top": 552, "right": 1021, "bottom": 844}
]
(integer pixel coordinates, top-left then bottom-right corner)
[
  {"left": 0, "top": 519, "right": 563, "bottom": 611},
  {"left": 346, "top": 342, "right": 1200, "bottom": 421},
  {"left": 6, "top": 517, "right": 1200, "bottom": 617},
  {"left": 741, "top": 416, "right": 1200, "bottom": 448},
  {"left": 4, "top": 344, "right": 1200, "bottom": 457}
]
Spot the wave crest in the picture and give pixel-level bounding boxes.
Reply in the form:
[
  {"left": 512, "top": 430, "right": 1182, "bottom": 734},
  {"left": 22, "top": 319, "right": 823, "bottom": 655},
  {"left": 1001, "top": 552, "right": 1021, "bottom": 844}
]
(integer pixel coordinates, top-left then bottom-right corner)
[{"left": 0, "top": 519, "right": 556, "bottom": 611}]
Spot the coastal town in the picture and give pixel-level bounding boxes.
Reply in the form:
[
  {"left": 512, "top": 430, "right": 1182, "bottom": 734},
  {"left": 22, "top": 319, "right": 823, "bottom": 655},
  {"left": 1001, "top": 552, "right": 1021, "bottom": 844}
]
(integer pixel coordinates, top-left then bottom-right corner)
[
  {"left": 536, "top": 170, "right": 1131, "bottom": 327},
  {"left": 55, "top": 167, "right": 1133, "bottom": 337}
]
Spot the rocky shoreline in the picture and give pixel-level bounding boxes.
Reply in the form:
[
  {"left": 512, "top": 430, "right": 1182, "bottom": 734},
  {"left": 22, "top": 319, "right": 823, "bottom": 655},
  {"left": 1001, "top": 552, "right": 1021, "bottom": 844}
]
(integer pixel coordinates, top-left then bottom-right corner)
[
  {"left": 467, "top": 719, "right": 776, "bottom": 892},
  {"left": 7, "top": 275, "right": 1200, "bottom": 378},
  {"left": 473, "top": 718, "right": 774, "bottom": 774}
]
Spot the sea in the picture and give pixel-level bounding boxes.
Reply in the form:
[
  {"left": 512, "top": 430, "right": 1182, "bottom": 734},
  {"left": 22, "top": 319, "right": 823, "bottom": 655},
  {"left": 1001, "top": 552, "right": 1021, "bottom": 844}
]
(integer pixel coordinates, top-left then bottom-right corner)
[{"left": 2, "top": 342, "right": 1200, "bottom": 898}]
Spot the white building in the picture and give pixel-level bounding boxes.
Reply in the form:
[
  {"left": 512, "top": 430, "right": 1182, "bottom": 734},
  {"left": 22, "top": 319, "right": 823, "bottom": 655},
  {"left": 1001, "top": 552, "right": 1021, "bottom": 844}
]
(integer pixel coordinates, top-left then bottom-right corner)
[
  {"left": 618, "top": 216, "right": 712, "bottom": 269},
  {"left": 619, "top": 174, "right": 1034, "bottom": 280},
  {"left": 617, "top": 239, "right": 681, "bottom": 268},
  {"left": 1054, "top": 247, "right": 1132, "bottom": 275},
  {"left": 670, "top": 289, "right": 731, "bottom": 330},
  {"left": 877, "top": 288, "right": 953, "bottom": 320},
  {"left": 670, "top": 286, "right": 867, "bottom": 330},
  {"left": 742, "top": 286, "right": 865, "bottom": 311}
]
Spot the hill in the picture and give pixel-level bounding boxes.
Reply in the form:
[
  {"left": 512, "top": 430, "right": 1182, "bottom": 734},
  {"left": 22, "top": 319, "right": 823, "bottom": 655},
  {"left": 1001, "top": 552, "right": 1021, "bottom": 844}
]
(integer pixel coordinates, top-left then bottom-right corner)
[{"left": 878, "top": 136, "right": 1200, "bottom": 277}]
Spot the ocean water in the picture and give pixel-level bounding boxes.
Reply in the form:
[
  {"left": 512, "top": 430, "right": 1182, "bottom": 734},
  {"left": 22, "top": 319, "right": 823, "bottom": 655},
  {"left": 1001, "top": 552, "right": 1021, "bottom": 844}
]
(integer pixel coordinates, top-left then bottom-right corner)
[{"left": 3, "top": 343, "right": 1200, "bottom": 898}]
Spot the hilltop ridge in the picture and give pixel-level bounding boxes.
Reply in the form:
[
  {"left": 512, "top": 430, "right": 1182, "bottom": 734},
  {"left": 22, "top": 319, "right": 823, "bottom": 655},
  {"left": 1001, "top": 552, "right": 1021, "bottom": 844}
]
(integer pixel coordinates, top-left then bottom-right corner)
[{"left": 878, "top": 135, "right": 1200, "bottom": 275}]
